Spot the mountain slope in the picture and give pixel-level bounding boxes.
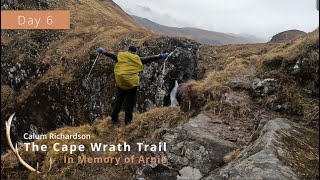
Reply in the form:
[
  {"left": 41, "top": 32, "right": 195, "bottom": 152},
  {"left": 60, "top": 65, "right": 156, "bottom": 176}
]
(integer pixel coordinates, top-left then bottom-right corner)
[
  {"left": 1, "top": 0, "right": 204, "bottom": 156},
  {"left": 1, "top": 0, "right": 154, "bottom": 153},
  {"left": 2, "top": 29, "right": 318, "bottom": 179},
  {"left": 131, "top": 15, "right": 262, "bottom": 45},
  {"left": 1, "top": 1, "right": 319, "bottom": 179}
]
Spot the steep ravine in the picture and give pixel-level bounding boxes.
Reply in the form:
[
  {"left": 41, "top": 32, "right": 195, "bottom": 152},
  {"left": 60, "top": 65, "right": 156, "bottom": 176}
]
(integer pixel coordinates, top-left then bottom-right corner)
[
  {"left": 1, "top": 0, "right": 154, "bottom": 153},
  {"left": 1, "top": 0, "right": 319, "bottom": 180},
  {"left": 1, "top": 36, "right": 201, "bottom": 154},
  {"left": 2, "top": 30, "right": 319, "bottom": 179}
]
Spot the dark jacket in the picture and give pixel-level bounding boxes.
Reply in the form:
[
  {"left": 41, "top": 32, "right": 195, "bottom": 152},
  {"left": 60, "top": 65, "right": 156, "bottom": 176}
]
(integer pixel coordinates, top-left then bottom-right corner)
[{"left": 103, "top": 52, "right": 163, "bottom": 64}]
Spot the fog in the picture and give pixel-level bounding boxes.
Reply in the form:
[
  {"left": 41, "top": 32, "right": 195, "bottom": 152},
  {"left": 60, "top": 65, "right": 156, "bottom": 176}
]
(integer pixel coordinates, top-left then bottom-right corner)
[{"left": 113, "top": 0, "right": 319, "bottom": 40}]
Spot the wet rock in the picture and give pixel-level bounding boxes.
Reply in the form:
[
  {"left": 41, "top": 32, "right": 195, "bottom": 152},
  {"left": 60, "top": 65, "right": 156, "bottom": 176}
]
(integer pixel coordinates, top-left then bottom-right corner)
[
  {"left": 1, "top": 3, "right": 9, "bottom": 10},
  {"left": 289, "top": 49, "right": 319, "bottom": 97},
  {"left": 203, "top": 118, "right": 319, "bottom": 180},
  {"left": 135, "top": 164, "right": 178, "bottom": 180},
  {"left": 292, "top": 59, "right": 303, "bottom": 75},
  {"left": 138, "top": 37, "right": 201, "bottom": 109},
  {"left": 177, "top": 167, "right": 202, "bottom": 180},
  {"left": 228, "top": 80, "right": 246, "bottom": 90},
  {"left": 224, "top": 93, "right": 245, "bottom": 106},
  {"left": 163, "top": 114, "right": 236, "bottom": 175},
  {"left": 1, "top": 0, "right": 53, "bottom": 10},
  {"left": 251, "top": 78, "right": 279, "bottom": 96},
  {"left": 137, "top": 114, "right": 237, "bottom": 179}
]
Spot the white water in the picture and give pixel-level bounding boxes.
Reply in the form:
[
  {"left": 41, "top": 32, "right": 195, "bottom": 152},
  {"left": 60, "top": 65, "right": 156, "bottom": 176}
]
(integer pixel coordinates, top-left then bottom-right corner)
[{"left": 170, "top": 80, "right": 179, "bottom": 107}]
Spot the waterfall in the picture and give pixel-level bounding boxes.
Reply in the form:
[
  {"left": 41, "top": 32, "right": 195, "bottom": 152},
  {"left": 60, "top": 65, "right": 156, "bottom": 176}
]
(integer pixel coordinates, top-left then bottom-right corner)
[{"left": 170, "top": 80, "right": 179, "bottom": 107}]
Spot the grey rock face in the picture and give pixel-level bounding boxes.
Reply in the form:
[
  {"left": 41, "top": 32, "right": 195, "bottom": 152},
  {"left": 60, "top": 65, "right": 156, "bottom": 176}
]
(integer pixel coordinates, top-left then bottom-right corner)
[
  {"left": 177, "top": 166, "right": 203, "bottom": 180},
  {"left": 138, "top": 114, "right": 236, "bottom": 179},
  {"left": 0, "top": 0, "right": 52, "bottom": 10},
  {"left": 164, "top": 114, "right": 236, "bottom": 174},
  {"left": 138, "top": 37, "right": 201, "bottom": 110},
  {"left": 290, "top": 49, "right": 319, "bottom": 97},
  {"left": 203, "top": 118, "right": 319, "bottom": 180},
  {"left": 1, "top": 37, "right": 200, "bottom": 153}
]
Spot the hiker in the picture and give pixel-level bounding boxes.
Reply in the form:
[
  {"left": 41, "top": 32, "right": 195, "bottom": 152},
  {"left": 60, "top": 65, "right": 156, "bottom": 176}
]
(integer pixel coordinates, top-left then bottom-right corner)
[{"left": 98, "top": 46, "right": 169, "bottom": 125}]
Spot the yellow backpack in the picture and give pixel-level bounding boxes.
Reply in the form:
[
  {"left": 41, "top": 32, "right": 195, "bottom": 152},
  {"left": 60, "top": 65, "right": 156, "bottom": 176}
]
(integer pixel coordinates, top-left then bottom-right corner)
[{"left": 114, "top": 52, "right": 143, "bottom": 90}]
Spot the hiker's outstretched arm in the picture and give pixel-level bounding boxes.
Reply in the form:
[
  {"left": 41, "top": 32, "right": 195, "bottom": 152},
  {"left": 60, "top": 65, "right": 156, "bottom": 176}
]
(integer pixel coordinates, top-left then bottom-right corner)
[
  {"left": 98, "top": 48, "right": 118, "bottom": 62},
  {"left": 104, "top": 52, "right": 118, "bottom": 62},
  {"left": 140, "top": 54, "right": 163, "bottom": 64}
]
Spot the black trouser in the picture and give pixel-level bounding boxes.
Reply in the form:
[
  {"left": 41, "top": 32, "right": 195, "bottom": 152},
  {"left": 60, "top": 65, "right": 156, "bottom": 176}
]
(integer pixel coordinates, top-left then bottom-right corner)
[{"left": 111, "top": 87, "right": 137, "bottom": 124}]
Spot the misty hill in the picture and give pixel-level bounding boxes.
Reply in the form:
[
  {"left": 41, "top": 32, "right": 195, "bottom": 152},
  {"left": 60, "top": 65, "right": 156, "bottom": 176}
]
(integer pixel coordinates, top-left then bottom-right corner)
[
  {"left": 270, "top": 30, "right": 307, "bottom": 43},
  {"left": 228, "top": 33, "right": 265, "bottom": 44},
  {"left": 131, "top": 15, "right": 263, "bottom": 45}
]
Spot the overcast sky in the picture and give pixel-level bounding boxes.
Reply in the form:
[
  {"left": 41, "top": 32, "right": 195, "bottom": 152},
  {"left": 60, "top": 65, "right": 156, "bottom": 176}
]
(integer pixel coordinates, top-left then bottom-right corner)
[{"left": 113, "top": 0, "right": 319, "bottom": 40}]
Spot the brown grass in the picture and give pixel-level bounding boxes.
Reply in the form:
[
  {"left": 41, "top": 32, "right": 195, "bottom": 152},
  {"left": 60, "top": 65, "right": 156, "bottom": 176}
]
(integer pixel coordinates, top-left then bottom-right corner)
[
  {"left": 180, "top": 44, "right": 269, "bottom": 121},
  {"left": 1, "top": 0, "right": 154, "bottom": 112},
  {"left": 260, "top": 29, "right": 319, "bottom": 68},
  {"left": 181, "top": 29, "right": 319, "bottom": 123},
  {"left": 1, "top": 107, "right": 187, "bottom": 180},
  {"left": 256, "top": 29, "right": 319, "bottom": 121},
  {"left": 223, "top": 148, "right": 242, "bottom": 163}
]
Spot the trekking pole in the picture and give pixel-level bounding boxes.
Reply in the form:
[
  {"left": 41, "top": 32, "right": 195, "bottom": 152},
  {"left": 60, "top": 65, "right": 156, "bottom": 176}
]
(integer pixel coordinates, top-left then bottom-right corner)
[
  {"left": 159, "top": 50, "right": 176, "bottom": 91},
  {"left": 87, "top": 54, "right": 100, "bottom": 78}
]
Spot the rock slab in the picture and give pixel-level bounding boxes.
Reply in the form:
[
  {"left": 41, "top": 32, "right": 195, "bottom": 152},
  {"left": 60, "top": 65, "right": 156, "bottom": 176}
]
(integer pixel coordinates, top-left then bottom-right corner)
[{"left": 203, "top": 118, "right": 319, "bottom": 180}]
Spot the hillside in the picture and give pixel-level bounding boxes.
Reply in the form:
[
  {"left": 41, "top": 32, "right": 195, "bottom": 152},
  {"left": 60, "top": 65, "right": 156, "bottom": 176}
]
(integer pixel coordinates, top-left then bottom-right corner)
[
  {"left": 2, "top": 28, "right": 319, "bottom": 179},
  {"left": 270, "top": 29, "right": 307, "bottom": 43},
  {"left": 131, "top": 15, "right": 262, "bottom": 45},
  {"left": 1, "top": 0, "right": 154, "bottom": 153},
  {"left": 1, "top": 0, "right": 319, "bottom": 180}
]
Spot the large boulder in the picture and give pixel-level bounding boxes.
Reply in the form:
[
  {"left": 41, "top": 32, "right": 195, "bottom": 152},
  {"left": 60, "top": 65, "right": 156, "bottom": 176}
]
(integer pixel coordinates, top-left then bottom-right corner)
[
  {"left": 177, "top": 166, "right": 203, "bottom": 180},
  {"left": 136, "top": 114, "right": 237, "bottom": 179},
  {"left": 203, "top": 118, "right": 319, "bottom": 180},
  {"left": 163, "top": 114, "right": 237, "bottom": 174}
]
